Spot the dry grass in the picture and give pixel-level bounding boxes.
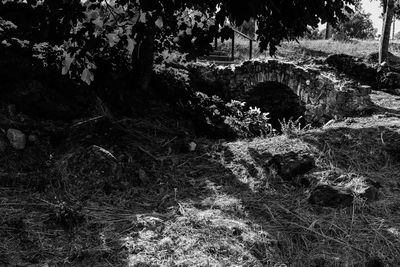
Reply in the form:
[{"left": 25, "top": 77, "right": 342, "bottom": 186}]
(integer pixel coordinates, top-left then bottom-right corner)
[
  {"left": 217, "top": 38, "right": 400, "bottom": 63},
  {"left": 216, "top": 117, "right": 400, "bottom": 265},
  {"left": 283, "top": 39, "right": 380, "bottom": 58},
  {"left": 2, "top": 91, "right": 400, "bottom": 266},
  {"left": 1, "top": 72, "right": 400, "bottom": 266}
]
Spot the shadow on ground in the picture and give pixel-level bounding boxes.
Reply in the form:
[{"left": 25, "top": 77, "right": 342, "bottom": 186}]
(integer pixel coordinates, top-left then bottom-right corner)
[
  {"left": 2, "top": 117, "right": 400, "bottom": 266},
  {"left": 120, "top": 123, "right": 400, "bottom": 266}
]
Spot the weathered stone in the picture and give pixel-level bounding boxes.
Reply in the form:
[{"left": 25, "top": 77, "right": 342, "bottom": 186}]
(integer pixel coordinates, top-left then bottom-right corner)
[
  {"left": 267, "top": 152, "right": 315, "bottom": 180},
  {"left": 360, "top": 186, "right": 380, "bottom": 202},
  {"left": 188, "top": 60, "right": 372, "bottom": 124},
  {"left": 358, "top": 85, "right": 372, "bottom": 96},
  {"left": 7, "top": 129, "right": 26, "bottom": 150},
  {"left": 188, "top": 141, "right": 197, "bottom": 152},
  {"left": 358, "top": 178, "right": 381, "bottom": 202},
  {"left": 381, "top": 72, "right": 400, "bottom": 88},
  {"left": 309, "top": 184, "right": 354, "bottom": 208}
]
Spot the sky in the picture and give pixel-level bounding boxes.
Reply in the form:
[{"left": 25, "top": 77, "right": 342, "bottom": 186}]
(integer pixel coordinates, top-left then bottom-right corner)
[{"left": 362, "top": 0, "right": 385, "bottom": 34}]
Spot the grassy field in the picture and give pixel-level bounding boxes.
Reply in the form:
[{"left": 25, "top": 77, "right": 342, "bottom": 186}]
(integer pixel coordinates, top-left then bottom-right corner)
[{"left": 217, "top": 37, "right": 400, "bottom": 62}]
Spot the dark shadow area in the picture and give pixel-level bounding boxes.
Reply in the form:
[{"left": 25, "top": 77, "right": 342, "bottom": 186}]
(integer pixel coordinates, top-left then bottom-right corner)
[
  {"left": 244, "top": 81, "right": 306, "bottom": 130},
  {"left": 2, "top": 115, "right": 400, "bottom": 266}
]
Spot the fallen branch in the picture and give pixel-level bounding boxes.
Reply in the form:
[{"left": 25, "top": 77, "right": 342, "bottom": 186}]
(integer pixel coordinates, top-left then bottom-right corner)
[
  {"left": 71, "top": 116, "right": 105, "bottom": 128},
  {"left": 138, "top": 146, "right": 161, "bottom": 162}
]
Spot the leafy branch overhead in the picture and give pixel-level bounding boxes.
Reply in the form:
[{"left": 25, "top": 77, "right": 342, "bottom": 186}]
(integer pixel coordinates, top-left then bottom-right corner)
[{"left": 0, "top": 0, "right": 357, "bottom": 84}]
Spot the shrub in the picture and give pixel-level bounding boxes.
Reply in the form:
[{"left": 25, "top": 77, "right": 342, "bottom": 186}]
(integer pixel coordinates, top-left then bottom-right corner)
[
  {"left": 334, "top": 10, "right": 377, "bottom": 40},
  {"left": 193, "top": 92, "right": 276, "bottom": 139}
]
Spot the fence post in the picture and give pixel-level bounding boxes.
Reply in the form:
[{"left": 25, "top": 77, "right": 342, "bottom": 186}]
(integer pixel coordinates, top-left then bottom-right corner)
[
  {"left": 249, "top": 39, "right": 253, "bottom": 60},
  {"left": 231, "top": 32, "right": 235, "bottom": 61}
]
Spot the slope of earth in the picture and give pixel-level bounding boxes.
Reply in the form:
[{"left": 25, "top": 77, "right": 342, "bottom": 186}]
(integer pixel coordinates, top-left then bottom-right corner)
[{"left": 0, "top": 87, "right": 399, "bottom": 266}]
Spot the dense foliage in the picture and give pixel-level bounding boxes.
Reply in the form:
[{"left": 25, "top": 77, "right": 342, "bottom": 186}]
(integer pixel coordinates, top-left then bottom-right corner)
[
  {"left": 334, "top": 10, "right": 377, "bottom": 40},
  {"left": 0, "top": 0, "right": 357, "bottom": 86}
]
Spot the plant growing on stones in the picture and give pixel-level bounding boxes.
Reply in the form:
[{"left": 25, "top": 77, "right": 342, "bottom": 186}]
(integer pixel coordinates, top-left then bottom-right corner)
[
  {"left": 194, "top": 92, "right": 276, "bottom": 138},
  {"left": 279, "top": 116, "right": 311, "bottom": 138}
]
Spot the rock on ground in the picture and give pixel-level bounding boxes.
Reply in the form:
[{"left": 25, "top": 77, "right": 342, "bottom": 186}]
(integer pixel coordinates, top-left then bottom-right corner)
[
  {"left": 309, "top": 184, "right": 354, "bottom": 208},
  {"left": 266, "top": 151, "right": 315, "bottom": 181},
  {"left": 6, "top": 128, "right": 26, "bottom": 150}
]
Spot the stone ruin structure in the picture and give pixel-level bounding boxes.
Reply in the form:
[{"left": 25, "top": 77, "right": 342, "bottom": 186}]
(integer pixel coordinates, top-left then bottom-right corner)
[{"left": 189, "top": 60, "right": 373, "bottom": 124}]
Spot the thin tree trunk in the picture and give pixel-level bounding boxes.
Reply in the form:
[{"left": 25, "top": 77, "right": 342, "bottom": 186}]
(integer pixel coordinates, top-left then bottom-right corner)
[
  {"left": 325, "top": 23, "right": 333, "bottom": 39},
  {"left": 380, "top": 0, "right": 395, "bottom": 64},
  {"left": 136, "top": 31, "right": 155, "bottom": 93},
  {"left": 393, "top": 18, "right": 396, "bottom": 39},
  {"left": 131, "top": 26, "right": 155, "bottom": 110},
  {"left": 254, "top": 19, "right": 258, "bottom": 40}
]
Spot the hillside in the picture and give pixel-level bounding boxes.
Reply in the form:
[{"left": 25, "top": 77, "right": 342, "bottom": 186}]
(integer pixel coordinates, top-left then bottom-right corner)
[{"left": 1, "top": 41, "right": 400, "bottom": 266}]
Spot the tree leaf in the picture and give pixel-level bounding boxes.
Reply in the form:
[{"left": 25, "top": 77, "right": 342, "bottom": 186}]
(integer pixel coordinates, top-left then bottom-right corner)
[
  {"left": 106, "top": 33, "right": 119, "bottom": 47},
  {"left": 155, "top": 17, "right": 163, "bottom": 28},
  {"left": 81, "top": 68, "right": 94, "bottom": 85},
  {"left": 92, "top": 17, "right": 103, "bottom": 28},
  {"left": 127, "top": 38, "right": 136, "bottom": 55},
  {"left": 139, "top": 13, "right": 147, "bottom": 23},
  {"left": 62, "top": 53, "right": 73, "bottom": 75}
]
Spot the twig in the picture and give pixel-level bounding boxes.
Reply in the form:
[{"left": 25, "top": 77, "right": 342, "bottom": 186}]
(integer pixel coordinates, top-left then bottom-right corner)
[
  {"left": 162, "top": 136, "right": 177, "bottom": 147},
  {"left": 177, "top": 153, "right": 208, "bottom": 167},
  {"left": 380, "top": 131, "right": 386, "bottom": 146},
  {"left": 285, "top": 220, "right": 367, "bottom": 254},
  {"left": 138, "top": 146, "right": 161, "bottom": 162},
  {"left": 71, "top": 116, "right": 104, "bottom": 128}
]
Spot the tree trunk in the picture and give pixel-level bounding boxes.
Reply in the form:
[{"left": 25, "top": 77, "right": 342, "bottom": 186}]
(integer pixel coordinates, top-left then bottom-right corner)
[
  {"left": 134, "top": 31, "right": 155, "bottom": 93},
  {"left": 380, "top": 0, "right": 395, "bottom": 64},
  {"left": 325, "top": 23, "right": 333, "bottom": 39},
  {"left": 130, "top": 27, "right": 155, "bottom": 111},
  {"left": 393, "top": 18, "right": 396, "bottom": 39}
]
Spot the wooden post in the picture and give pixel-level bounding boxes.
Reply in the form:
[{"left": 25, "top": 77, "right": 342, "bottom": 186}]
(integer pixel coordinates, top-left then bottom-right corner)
[
  {"left": 231, "top": 32, "right": 235, "bottom": 61},
  {"left": 393, "top": 18, "right": 396, "bottom": 39},
  {"left": 254, "top": 19, "right": 258, "bottom": 40},
  {"left": 249, "top": 39, "right": 253, "bottom": 60},
  {"left": 214, "top": 37, "right": 217, "bottom": 50}
]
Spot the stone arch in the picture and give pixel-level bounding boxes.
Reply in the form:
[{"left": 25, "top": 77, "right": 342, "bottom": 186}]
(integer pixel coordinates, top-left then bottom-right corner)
[
  {"left": 189, "top": 60, "right": 372, "bottom": 124},
  {"left": 244, "top": 81, "right": 306, "bottom": 129}
]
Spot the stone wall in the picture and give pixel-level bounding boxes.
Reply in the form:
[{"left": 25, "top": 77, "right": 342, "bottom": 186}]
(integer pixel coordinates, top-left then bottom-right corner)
[
  {"left": 189, "top": 60, "right": 372, "bottom": 124},
  {"left": 326, "top": 54, "right": 378, "bottom": 86},
  {"left": 327, "top": 53, "right": 400, "bottom": 94}
]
